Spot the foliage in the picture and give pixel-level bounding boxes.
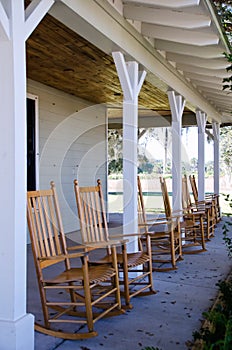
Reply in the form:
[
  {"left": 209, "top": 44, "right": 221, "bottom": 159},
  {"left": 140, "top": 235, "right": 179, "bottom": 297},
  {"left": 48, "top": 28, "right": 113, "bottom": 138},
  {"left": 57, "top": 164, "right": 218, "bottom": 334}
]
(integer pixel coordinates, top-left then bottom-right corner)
[
  {"left": 108, "top": 129, "right": 123, "bottom": 161},
  {"left": 193, "top": 194, "right": 232, "bottom": 349},
  {"left": 222, "top": 194, "right": 232, "bottom": 256},
  {"left": 193, "top": 279, "right": 232, "bottom": 349},
  {"left": 213, "top": 1, "right": 232, "bottom": 93},
  {"left": 213, "top": 1, "right": 232, "bottom": 45},
  {"left": 222, "top": 53, "right": 232, "bottom": 92},
  {"left": 108, "top": 128, "right": 170, "bottom": 175},
  {"left": 108, "top": 158, "right": 123, "bottom": 174},
  {"left": 220, "top": 127, "right": 232, "bottom": 180},
  {"left": 138, "top": 153, "right": 154, "bottom": 174}
]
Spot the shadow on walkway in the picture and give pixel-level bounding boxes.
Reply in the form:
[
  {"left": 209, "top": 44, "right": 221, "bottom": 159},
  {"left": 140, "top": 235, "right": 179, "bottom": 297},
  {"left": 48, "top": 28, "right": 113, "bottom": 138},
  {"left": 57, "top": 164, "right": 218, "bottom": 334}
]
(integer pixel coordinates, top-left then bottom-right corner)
[{"left": 27, "top": 215, "right": 232, "bottom": 350}]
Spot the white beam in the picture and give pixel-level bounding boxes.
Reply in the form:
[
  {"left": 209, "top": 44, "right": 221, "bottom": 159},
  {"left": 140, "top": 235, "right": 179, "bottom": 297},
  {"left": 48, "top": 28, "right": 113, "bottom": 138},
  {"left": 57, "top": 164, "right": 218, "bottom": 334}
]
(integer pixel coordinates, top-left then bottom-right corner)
[
  {"left": 166, "top": 53, "right": 229, "bottom": 70},
  {"left": 177, "top": 64, "right": 231, "bottom": 77},
  {"left": 212, "top": 122, "right": 220, "bottom": 195},
  {"left": 142, "top": 24, "right": 219, "bottom": 46},
  {"left": 155, "top": 40, "right": 225, "bottom": 59},
  {"left": 113, "top": 51, "right": 146, "bottom": 248},
  {"left": 0, "top": 1, "right": 34, "bottom": 349},
  {"left": 123, "top": 0, "right": 200, "bottom": 8},
  {"left": 206, "top": 93, "right": 232, "bottom": 101},
  {"left": 197, "top": 86, "right": 229, "bottom": 95},
  {"left": 196, "top": 110, "right": 207, "bottom": 201},
  {"left": 24, "top": 0, "right": 55, "bottom": 40},
  {"left": 112, "top": 52, "right": 133, "bottom": 101},
  {"left": 168, "top": 90, "right": 185, "bottom": 212},
  {"left": 190, "top": 80, "right": 223, "bottom": 89},
  {"left": 184, "top": 72, "right": 225, "bottom": 84},
  {"left": 51, "top": 0, "right": 222, "bottom": 121},
  {"left": 124, "top": 5, "right": 210, "bottom": 29},
  {"left": 0, "top": 2, "right": 10, "bottom": 39}
]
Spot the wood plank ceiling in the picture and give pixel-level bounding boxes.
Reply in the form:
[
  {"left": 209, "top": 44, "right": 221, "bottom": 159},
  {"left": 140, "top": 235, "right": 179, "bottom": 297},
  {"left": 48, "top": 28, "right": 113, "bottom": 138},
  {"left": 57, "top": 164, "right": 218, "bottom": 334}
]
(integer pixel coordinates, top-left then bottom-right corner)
[
  {"left": 26, "top": 13, "right": 181, "bottom": 117},
  {"left": 25, "top": 0, "right": 232, "bottom": 127}
]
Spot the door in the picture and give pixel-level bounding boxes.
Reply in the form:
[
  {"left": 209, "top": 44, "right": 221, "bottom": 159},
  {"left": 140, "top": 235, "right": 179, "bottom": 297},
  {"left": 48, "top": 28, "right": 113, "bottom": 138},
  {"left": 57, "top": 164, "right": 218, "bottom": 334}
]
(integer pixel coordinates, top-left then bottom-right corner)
[{"left": 27, "top": 95, "right": 38, "bottom": 191}]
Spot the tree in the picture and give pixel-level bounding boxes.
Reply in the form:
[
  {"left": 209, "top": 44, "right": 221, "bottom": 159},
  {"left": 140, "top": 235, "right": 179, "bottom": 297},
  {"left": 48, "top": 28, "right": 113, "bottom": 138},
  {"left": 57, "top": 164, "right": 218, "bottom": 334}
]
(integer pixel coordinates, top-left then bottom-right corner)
[
  {"left": 213, "top": 1, "right": 232, "bottom": 45},
  {"left": 108, "top": 129, "right": 123, "bottom": 174},
  {"left": 220, "top": 126, "right": 232, "bottom": 182},
  {"left": 223, "top": 53, "right": 232, "bottom": 92},
  {"left": 213, "top": 1, "right": 232, "bottom": 91}
]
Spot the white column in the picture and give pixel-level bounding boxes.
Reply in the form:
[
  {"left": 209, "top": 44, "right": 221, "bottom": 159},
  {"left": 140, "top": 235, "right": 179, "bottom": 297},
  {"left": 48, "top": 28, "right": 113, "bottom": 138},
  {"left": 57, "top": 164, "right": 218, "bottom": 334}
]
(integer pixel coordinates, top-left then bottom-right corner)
[
  {"left": 213, "top": 122, "right": 220, "bottom": 195},
  {"left": 168, "top": 90, "right": 185, "bottom": 213},
  {"left": 0, "top": 1, "right": 34, "bottom": 349},
  {"left": 0, "top": 1, "right": 54, "bottom": 349},
  {"left": 196, "top": 110, "right": 207, "bottom": 201},
  {"left": 112, "top": 52, "right": 146, "bottom": 251}
]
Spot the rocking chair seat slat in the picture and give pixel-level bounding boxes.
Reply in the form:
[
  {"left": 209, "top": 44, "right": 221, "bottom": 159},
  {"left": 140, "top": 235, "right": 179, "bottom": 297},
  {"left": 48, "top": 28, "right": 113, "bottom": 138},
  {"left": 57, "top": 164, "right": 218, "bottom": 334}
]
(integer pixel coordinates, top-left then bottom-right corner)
[{"left": 43, "top": 265, "right": 116, "bottom": 285}]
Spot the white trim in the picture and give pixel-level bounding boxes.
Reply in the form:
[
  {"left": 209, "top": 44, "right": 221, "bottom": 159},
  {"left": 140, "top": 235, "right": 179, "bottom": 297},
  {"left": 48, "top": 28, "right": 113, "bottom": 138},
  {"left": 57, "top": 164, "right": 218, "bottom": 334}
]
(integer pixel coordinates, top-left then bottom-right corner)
[
  {"left": 113, "top": 52, "right": 145, "bottom": 248},
  {"left": 27, "top": 92, "right": 39, "bottom": 190},
  {"left": 50, "top": 0, "right": 222, "bottom": 122},
  {"left": 0, "top": 2, "right": 10, "bottom": 40},
  {"left": 24, "top": 0, "right": 55, "bottom": 40}
]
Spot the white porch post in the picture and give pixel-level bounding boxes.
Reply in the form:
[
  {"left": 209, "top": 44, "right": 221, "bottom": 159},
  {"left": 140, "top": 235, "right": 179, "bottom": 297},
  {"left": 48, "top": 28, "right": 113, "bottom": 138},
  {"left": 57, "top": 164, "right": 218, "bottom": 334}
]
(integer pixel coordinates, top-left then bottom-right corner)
[
  {"left": 196, "top": 110, "right": 207, "bottom": 201},
  {"left": 213, "top": 122, "right": 220, "bottom": 195},
  {"left": 112, "top": 52, "right": 146, "bottom": 251},
  {"left": 168, "top": 90, "right": 185, "bottom": 212},
  {"left": 0, "top": 1, "right": 54, "bottom": 349}
]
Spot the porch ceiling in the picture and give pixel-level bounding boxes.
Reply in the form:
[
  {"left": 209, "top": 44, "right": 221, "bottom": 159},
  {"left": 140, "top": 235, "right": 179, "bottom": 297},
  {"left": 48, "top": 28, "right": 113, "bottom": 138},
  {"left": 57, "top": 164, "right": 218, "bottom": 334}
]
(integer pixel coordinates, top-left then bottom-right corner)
[
  {"left": 122, "top": 0, "right": 231, "bottom": 121},
  {"left": 26, "top": 0, "right": 231, "bottom": 126},
  {"left": 26, "top": 13, "right": 170, "bottom": 113}
]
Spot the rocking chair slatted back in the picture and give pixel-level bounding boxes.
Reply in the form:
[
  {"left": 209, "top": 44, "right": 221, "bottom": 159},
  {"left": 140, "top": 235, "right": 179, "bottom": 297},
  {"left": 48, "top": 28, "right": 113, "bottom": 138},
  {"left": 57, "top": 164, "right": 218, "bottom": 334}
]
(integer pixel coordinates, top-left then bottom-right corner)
[
  {"left": 182, "top": 175, "right": 192, "bottom": 210},
  {"left": 27, "top": 181, "right": 123, "bottom": 340},
  {"left": 27, "top": 184, "right": 68, "bottom": 269},
  {"left": 160, "top": 177, "right": 172, "bottom": 218},
  {"left": 74, "top": 178, "right": 155, "bottom": 308},
  {"left": 189, "top": 175, "right": 198, "bottom": 203},
  {"left": 74, "top": 181, "right": 111, "bottom": 255}
]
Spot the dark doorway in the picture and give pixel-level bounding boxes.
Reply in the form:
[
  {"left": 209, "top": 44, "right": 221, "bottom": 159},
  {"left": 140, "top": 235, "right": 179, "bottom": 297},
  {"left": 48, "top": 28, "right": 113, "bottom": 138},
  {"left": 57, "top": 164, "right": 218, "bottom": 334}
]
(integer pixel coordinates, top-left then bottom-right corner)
[{"left": 27, "top": 97, "right": 36, "bottom": 191}]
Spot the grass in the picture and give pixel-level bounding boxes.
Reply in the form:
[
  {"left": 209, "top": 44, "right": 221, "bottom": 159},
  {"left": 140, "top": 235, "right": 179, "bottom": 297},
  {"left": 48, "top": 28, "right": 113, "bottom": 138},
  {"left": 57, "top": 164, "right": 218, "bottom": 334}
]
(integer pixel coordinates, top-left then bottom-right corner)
[{"left": 109, "top": 192, "right": 230, "bottom": 215}]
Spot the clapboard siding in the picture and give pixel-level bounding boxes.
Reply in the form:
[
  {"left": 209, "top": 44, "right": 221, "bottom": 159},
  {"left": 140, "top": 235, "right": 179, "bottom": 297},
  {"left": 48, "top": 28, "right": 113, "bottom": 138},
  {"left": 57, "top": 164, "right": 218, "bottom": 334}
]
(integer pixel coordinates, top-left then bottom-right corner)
[{"left": 27, "top": 79, "right": 107, "bottom": 233}]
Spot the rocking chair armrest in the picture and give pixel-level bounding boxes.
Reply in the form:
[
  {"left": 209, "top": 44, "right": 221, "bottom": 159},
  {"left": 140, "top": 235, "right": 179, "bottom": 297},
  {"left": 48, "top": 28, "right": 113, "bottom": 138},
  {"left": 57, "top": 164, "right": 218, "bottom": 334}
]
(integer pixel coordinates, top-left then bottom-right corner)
[
  {"left": 81, "top": 239, "right": 129, "bottom": 248},
  {"left": 138, "top": 218, "right": 174, "bottom": 226},
  {"left": 196, "top": 200, "right": 211, "bottom": 206},
  {"left": 39, "top": 251, "right": 87, "bottom": 262},
  {"left": 145, "top": 215, "right": 168, "bottom": 222},
  {"left": 110, "top": 232, "right": 145, "bottom": 239},
  {"left": 67, "top": 244, "right": 88, "bottom": 251},
  {"left": 183, "top": 211, "right": 205, "bottom": 218}
]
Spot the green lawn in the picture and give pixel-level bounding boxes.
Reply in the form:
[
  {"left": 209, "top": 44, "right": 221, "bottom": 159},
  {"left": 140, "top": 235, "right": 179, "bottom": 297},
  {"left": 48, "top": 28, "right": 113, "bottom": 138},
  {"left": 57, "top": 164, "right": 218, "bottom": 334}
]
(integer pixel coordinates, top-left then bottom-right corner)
[
  {"left": 108, "top": 192, "right": 167, "bottom": 213},
  {"left": 108, "top": 192, "right": 231, "bottom": 215}
]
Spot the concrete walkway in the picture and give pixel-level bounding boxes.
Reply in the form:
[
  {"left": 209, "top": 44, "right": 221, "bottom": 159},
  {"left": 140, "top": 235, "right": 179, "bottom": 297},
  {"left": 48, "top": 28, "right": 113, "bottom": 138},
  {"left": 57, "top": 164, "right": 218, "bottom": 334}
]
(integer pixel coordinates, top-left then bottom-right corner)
[{"left": 27, "top": 215, "right": 232, "bottom": 350}]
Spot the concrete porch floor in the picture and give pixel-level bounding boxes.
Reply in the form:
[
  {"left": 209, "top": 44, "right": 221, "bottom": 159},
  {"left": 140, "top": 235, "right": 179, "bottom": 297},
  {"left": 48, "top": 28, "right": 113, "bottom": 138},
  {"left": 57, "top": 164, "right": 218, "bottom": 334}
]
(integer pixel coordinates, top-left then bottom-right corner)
[{"left": 27, "top": 214, "right": 232, "bottom": 350}]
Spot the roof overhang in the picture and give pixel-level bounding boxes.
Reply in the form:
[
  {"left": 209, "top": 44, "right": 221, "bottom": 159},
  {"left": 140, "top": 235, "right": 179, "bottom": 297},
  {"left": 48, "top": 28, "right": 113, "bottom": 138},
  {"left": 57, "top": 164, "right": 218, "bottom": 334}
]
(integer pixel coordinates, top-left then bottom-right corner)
[{"left": 48, "top": 0, "right": 231, "bottom": 124}]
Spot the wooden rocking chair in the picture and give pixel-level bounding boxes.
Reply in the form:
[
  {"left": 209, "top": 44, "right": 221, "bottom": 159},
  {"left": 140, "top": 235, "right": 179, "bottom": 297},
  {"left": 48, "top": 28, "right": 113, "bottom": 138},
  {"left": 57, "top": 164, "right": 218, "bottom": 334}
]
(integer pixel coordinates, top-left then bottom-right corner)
[
  {"left": 189, "top": 174, "right": 220, "bottom": 224},
  {"left": 73, "top": 179, "right": 155, "bottom": 309},
  {"left": 137, "top": 176, "right": 183, "bottom": 271},
  {"left": 185, "top": 175, "right": 215, "bottom": 240},
  {"left": 160, "top": 177, "right": 206, "bottom": 254},
  {"left": 27, "top": 182, "right": 123, "bottom": 340}
]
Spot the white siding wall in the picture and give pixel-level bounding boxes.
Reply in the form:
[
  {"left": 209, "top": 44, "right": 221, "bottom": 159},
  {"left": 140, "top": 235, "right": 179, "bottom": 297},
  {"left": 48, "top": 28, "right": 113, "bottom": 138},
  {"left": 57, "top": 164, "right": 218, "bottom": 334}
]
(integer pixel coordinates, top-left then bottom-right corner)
[{"left": 27, "top": 80, "right": 107, "bottom": 235}]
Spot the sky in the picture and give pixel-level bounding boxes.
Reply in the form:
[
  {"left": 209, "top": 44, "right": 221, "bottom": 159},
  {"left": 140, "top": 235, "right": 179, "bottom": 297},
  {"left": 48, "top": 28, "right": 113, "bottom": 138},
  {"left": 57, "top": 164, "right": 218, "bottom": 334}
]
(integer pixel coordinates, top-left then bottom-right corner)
[{"left": 142, "top": 127, "right": 214, "bottom": 163}]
